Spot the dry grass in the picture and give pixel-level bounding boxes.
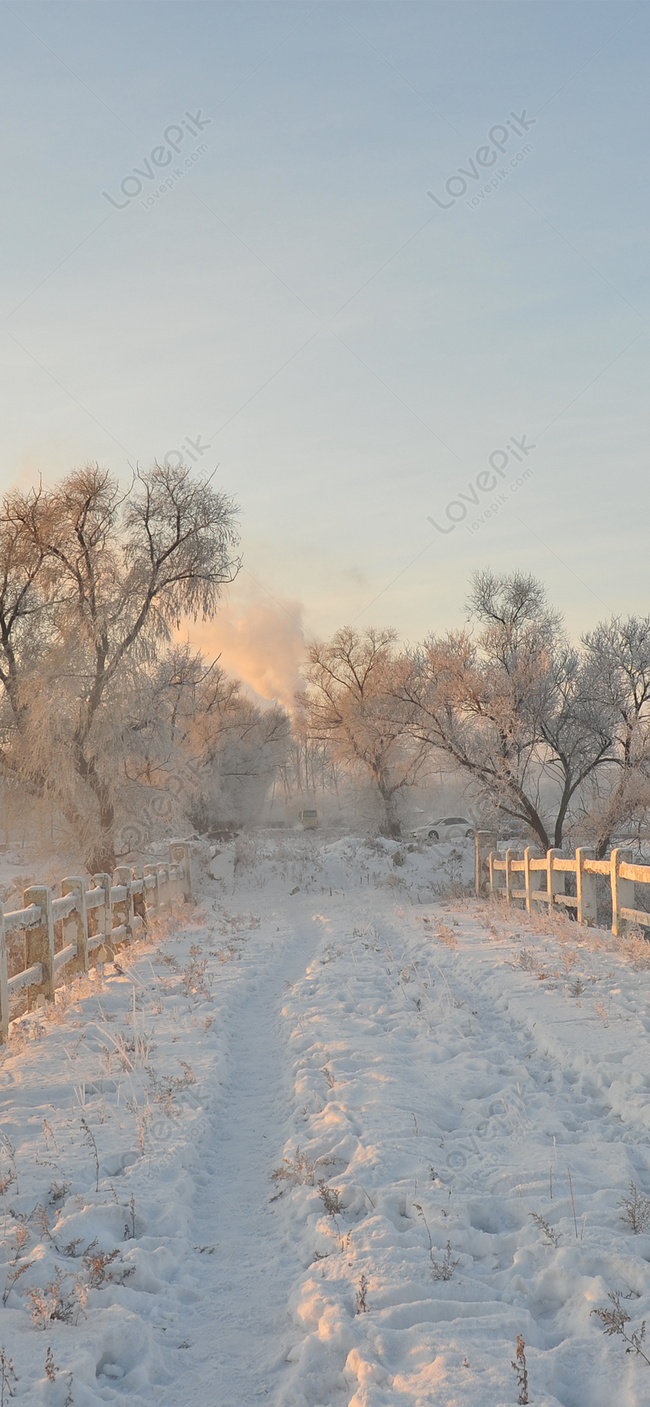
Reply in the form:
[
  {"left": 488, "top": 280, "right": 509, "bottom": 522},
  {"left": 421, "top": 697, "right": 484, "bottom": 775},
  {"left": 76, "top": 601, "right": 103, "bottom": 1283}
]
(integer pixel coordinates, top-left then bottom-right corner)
[
  {"left": 181, "top": 948, "right": 213, "bottom": 999},
  {"left": 81, "top": 1241, "right": 121, "bottom": 1288},
  {"left": 430, "top": 1240, "right": 460, "bottom": 1281},
  {"left": 147, "top": 1061, "right": 196, "bottom": 1114},
  {"left": 355, "top": 1273, "right": 369, "bottom": 1313},
  {"left": 435, "top": 923, "right": 458, "bottom": 950},
  {"left": 592, "top": 1292, "right": 650, "bottom": 1367},
  {"left": 529, "top": 1212, "right": 559, "bottom": 1247},
  {"left": 25, "top": 1267, "right": 82, "bottom": 1328},
  {"left": 618, "top": 1181, "right": 650, "bottom": 1234},
  {"left": 79, "top": 1118, "right": 99, "bottom": 1192},
  {"left": 270, "top": 1147, "right": 347, "bottom": 1206},
  {"left": 0, "top": 1346, "right": 18, "bottom": 1404},
  {"left": 471, "top": 899, "right": 650, "bottom": 1001},
  {"left": 317, "top": 1181, "right": 343, "bottom": 1217},
  {"left": 414, "top": 1203, "right": 460, "bottom": 1280},
  {"left": 511, "top": 1335, "right": 529, "bottom": 1404},
  {"left": 2, "top": 1262, "right": 32, "bottom": 1306}
]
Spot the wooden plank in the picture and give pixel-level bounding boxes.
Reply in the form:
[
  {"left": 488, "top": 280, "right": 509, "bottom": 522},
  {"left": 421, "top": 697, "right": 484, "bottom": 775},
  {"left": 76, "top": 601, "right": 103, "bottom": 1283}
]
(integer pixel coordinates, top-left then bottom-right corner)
[
  {"left": 8, "top": 962, "right": 43, "bottom": 995},
  {"left": 619, "top": 862, "right": 650, "bottom": 884},
  {"left": 583, "top": 859, "right": 611, "bottom": 876},
  {"left": 4, "top": 904, "right": 42, "bottom": 933},
  {"left": 619, "top": 906, "right": 650, "bottom": 928},
  {"left": 53, "top": 943, "right": 77, "bottom": 973},
  {"left": 51, "top": 893, "right": 77, "bottom": 923}
]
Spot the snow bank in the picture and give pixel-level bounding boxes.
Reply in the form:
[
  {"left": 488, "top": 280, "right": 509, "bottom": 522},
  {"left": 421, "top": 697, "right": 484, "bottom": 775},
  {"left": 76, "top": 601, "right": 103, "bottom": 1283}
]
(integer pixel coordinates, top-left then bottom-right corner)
[
  {"left": 0, "top": 872, "right": 266, "bottom": 1404},
  {"left": 274, "top": 890, "right": 650, "bottom": 1406}
]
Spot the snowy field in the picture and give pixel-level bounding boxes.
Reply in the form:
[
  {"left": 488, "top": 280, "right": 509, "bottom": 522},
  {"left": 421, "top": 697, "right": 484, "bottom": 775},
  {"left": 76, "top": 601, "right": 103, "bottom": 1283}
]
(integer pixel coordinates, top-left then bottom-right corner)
[{"left": 2, "top": 833, "right": 650, "bottom": 1405}]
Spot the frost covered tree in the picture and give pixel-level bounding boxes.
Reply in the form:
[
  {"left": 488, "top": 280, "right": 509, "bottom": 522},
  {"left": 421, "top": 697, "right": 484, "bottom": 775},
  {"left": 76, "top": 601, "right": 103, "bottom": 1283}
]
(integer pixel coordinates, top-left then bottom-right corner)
[
  {"left": 81, "top": 643, "right": 289, "bottom": 850},
  {"left": 399, "top": 571, "right": 615, "bottom": 851},
  {"left": 0, "top": 463, "right": 240, "bottom": 869},
  {"left": 275, "top": 712, "right": 343, "bottom": 811},
  {"left": 579, "top": 616, "right": 650, "bottom": 855},
  {"left": 180, "top": 664, "right": 290, "bottom": 831},
  {"left": 301, "top": 627, "right": 428, "bottom": 837}
]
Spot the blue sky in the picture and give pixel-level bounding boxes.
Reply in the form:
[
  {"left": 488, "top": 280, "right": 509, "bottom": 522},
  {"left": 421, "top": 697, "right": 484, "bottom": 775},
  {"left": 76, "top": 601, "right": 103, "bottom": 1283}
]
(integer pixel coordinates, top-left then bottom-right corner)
[{"left": 1, "top": 1, "right": 647, "bottom": 693}]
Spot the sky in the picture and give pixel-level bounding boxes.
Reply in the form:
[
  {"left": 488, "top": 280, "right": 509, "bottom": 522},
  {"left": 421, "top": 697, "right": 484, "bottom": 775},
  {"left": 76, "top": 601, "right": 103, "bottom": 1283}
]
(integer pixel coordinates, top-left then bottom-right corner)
[{"left": 1, "top": 1, "right": 648, "bottom": 703}]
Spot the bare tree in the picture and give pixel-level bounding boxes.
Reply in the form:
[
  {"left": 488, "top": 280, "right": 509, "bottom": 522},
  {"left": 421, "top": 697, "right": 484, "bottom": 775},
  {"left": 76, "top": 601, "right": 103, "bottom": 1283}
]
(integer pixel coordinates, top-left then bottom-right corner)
[
  {"left": 115, "top": 644, "right": 290, "bottom": 838},
  {"left": 276, "top": 713, "right": 343, "bottom": 810},
  {"left": 579, "top": 617, "right": 650, "bottom": 854},
  {"left": 0, "top": 490, "right": 53, "bottom": 734},
  {"left": 399, "top": 572, "right": 615, "bottom": 851},
  {"left": 301, "top": 627, "right": 428, "bottom": 837},
  {"left": 0, "top": 463, "right": 240, "bottom": 868}
]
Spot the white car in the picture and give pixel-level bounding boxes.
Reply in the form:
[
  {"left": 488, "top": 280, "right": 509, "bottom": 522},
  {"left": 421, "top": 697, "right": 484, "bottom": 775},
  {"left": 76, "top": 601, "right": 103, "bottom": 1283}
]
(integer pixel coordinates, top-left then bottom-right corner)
[{"left": 412, "top": 816, "right": 474, "bottom": 842}]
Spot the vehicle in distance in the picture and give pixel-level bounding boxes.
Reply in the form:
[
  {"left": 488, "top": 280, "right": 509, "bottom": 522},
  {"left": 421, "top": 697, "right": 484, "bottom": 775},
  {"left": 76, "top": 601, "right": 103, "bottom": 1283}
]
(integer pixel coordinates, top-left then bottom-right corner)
[{"left": 412, "top": 817, "right": 474, "bottom": 842}]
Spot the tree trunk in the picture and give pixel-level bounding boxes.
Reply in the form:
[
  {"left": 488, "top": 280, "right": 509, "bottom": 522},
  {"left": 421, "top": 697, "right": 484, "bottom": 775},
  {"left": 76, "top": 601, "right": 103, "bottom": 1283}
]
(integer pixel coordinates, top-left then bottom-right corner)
[
  {"left": 378, "top": 783, "right": 401, "bottom": 838},
  {"left": 88, "top": 819, "right": 116, "bottom": 877},
  {"left": 73, "top": 742, "right": 116, "bottom": 873}
]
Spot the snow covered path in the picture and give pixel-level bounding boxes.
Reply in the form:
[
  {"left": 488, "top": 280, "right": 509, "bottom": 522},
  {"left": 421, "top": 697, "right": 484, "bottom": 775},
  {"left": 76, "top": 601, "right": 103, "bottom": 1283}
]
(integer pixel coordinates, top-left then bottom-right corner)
[
  {"left": 0, "top": 859, "right": 326, "bottom": 1407},
  {"left": 166, "top": 916, "right": 319, "bottom": 1405},
  {"left": 3, "top": 833, "right": 650, "bottom": 1407}
]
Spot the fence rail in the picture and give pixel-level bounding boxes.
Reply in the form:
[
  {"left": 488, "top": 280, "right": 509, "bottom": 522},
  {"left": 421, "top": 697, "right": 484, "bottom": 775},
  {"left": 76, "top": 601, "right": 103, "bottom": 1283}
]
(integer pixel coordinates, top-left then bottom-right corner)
[
  {"left": 474, "top": 830, "right": 650, "bottom": 937},
  {"left": 0, "top": 842, "right": 193, "bottom": 1043}
]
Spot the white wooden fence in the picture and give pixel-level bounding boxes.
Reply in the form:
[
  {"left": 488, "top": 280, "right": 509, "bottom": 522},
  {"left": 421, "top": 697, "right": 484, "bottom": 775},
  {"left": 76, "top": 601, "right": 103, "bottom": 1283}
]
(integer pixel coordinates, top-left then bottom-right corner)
[
  {"left": 0, "top": 842, "right": 193, "bottom": 1043},
  {"left": 474, "top": 830, "right": 650, "bottom": 937}
]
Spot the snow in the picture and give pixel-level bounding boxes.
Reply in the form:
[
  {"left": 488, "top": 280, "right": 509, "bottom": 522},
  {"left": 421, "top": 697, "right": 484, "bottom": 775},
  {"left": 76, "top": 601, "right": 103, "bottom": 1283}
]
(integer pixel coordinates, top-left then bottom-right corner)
[{"left": 2, "top": 833, "right": 650, "bottom": 1405}]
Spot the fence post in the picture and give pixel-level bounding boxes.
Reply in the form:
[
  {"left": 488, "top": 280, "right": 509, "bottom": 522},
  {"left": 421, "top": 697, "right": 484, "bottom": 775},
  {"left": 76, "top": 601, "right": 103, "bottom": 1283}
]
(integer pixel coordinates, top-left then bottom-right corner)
[
  {"left": 23, "top": 885, "right": 54, "bottom": 1010},
  {"left": 131, "top": 866, "right": 147, "bottom": 932},
  {"left": 546, "top": 849, "right": 564, "bottom": 910},
  {"left": 489, "top": 849, "right": 497, "bottom": 897},
  {"left": 523, "top": 848, "right": 545, "bottom": 913},
  {"left": 505, "top": 850, "right": 518, "bottom": 905},
  {"left": 157, "top": 863, "right": 171, "bottom": 914},
  {"left": 0, "top": 904, "right": 8, "bottom": 1043},
  {"left": 61, "top": 878, "right": 89, "bottom": 976},
  {"left": 576, "top": 847, "right": 597, "bottom": 927},
  {"left": 92, "top": 873, "right": 113, "bottom": 960},
  {"left": 113, "top": 866, "right": 134, "bottom": 944},
  {"left": 611, "top": 848, "right": 634, "bottom": 937},
  {"left": 475, "top": 831, "right": 497, "bottom": 897},
  {"left": 169, "top": 842, "right": 193, "bottom": 904},
  {"left": 143, "top": 864, "right": 159, "bottom": 917}
]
